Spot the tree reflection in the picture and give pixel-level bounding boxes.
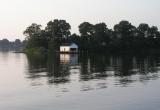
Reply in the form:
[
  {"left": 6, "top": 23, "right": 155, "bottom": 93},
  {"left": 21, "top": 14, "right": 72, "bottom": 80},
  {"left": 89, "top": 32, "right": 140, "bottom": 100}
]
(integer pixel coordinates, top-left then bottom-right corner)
[
  {"left": 26, "top": 52, "right": 160, "bottom": 87},
  {"left": 47, "top": 53, "right": 70, "bottom": 84}
]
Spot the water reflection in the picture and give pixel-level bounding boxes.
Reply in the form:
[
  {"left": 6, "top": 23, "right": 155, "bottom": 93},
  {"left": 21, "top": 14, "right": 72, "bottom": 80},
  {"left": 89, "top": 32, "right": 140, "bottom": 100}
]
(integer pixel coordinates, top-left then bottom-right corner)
[{"left": 26, "top": 52, "right": 160, "bottom": 89}]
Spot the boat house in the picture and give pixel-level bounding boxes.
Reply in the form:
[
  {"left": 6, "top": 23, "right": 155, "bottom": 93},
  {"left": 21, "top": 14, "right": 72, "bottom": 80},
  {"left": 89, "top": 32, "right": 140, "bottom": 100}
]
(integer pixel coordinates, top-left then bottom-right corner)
[{"left": 60, "top": 43, "right": 78, "bottom": 53}]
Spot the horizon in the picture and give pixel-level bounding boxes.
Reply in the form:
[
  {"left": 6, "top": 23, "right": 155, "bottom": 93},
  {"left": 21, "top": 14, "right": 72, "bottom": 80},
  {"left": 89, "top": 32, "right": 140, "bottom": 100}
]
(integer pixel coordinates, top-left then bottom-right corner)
[{"left": 0, "top": 0, "right": 160, "bottom": 41}]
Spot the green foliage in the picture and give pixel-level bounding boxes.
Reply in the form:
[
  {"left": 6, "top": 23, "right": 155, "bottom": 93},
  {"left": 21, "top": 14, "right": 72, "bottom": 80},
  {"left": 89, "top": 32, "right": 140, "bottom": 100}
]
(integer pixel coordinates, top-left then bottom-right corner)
[
  {"left": 23, "top": 19, "right": 160, "bottom": 53},
  {"left": 24, "top": 19, "right": 71, "bottom": 52},
  {"left": 45, "top": 19, "right": 71, "bottom": 39},
  {"left": 25, "top": 47, "right": 47, "bottom": 58}
]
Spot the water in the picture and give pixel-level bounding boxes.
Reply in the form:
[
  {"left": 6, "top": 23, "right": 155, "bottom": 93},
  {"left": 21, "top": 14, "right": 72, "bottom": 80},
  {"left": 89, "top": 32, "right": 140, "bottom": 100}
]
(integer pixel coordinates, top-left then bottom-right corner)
[{"left": 0, "top": 52, "right": 160, "bottom": 110}]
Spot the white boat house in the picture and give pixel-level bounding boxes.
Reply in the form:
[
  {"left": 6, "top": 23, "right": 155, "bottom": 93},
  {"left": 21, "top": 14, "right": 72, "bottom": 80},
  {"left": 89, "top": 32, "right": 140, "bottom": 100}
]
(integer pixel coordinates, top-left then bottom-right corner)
[{"left": 60, "top": 43, "right": 78, "bottom": 53}]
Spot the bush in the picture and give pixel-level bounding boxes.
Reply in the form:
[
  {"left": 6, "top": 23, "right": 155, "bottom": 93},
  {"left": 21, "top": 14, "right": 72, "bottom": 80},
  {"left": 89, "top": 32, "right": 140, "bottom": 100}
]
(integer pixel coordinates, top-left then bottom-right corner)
[{"left": 25, "top": 47, "right": 48, "bottom": 58}]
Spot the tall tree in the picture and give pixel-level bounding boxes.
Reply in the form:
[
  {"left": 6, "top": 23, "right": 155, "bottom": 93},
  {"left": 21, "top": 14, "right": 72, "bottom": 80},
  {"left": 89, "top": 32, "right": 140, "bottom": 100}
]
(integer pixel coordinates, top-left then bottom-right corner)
[
  {"left": 45, "top": 19, "right": 71, "bottom": 40},
  {"left": 79, "top": 22, "right": 94, "bottom": 37},
  {"left": 114, "top": 20, "right": 135, "bottom": 49},
  {"left": 78, "top": 22, "right": 94, "bottom": 51},
  {"left": 137, "top": 23, "right": 150, "bottom": 38},
  {"left": 23, "top": 23, "right": 43, "bottom": 48},
  {"left": 93, "top": 23, "right": 111, "bottom": 50},
  {"left": 23, "top": 23, "right": 42, "bottom": 39},
  {"left": 45, "top": 19, "right": 71, "bottom": 50}
]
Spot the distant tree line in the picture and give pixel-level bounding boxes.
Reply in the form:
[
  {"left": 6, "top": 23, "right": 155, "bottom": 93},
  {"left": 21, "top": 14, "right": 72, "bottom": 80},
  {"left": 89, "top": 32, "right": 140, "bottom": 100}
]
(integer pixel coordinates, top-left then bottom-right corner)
[
  {"left": 0, "top": 39, "right": 25, "bottom": 51},
  {"left": 23, "top": 19, "right": 160, "bottom": 52}
]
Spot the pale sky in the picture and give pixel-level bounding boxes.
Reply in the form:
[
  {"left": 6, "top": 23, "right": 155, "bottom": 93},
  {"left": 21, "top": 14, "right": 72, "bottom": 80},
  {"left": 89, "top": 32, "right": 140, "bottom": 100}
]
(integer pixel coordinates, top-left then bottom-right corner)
[{"left": 0, "top": 0, "right": 160, "bottom": 41}]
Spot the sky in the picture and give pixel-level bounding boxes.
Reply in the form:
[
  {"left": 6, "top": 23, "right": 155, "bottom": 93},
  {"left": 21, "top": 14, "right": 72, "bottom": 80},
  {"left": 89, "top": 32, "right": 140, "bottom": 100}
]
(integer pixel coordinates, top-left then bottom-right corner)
[{"left": 0, "top": 0, "right": 160, "bottom": 41}]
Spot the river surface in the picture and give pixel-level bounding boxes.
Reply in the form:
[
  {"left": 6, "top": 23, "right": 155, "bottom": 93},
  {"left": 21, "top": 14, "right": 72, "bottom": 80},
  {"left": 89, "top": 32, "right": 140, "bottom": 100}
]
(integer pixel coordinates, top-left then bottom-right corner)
[{"left": 0, "top": 52, "right": 160, "bottom": 110}]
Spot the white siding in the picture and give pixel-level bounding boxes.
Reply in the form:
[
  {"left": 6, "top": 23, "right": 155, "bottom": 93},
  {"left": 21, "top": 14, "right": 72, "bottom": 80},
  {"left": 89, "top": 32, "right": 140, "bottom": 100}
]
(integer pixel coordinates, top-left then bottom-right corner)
[{"left": 60, "top": 46, "right": 70, "bottom": 52}]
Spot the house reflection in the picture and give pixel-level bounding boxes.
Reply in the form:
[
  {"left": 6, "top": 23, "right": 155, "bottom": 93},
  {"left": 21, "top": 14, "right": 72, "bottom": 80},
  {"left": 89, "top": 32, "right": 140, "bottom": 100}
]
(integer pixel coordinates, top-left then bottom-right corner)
[{"left": 60, "top": 54, "right": 78, "bottom": 65}]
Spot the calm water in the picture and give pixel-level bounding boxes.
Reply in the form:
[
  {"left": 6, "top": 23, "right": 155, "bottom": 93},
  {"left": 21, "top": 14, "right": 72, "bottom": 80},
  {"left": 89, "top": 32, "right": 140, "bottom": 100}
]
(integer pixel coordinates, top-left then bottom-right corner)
[{"left": 0, "top": 52, "right": 160, "bottom": 110}]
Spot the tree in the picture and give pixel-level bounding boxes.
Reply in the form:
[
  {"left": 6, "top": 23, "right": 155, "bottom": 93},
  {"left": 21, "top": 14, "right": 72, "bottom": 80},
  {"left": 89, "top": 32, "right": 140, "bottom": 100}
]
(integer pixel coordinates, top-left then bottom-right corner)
[
  {"left": 14, "top": 39, "right": 22, "bottom": 49},
  {"left": 15, "top": 39, "right": 21, "bottom": 45},
  {"left": 45, "top": 19, "right": 71, "bottom": 40},
  {"left": 114, "top": 20, "right": 136, "bottom": 49},
  {"left": 23, "top": 23, "right": 46, "bottom": 48},
  {"left": 93, "top": 23, "right": 111, "bottom": 50},
  {"left": 148, "top": 26, "right": 158, "bottom": 39},
  {"left": 23, "top": 23, "right": 42, "bottom": 39},
  {"left": 45, "top": 19, "right": 71, "bottom": 50},
  {"left": 114, "top": 20, "right": 135, "bottom": 37},
  {"left": 70, "top": 33, "right": 80, "bottom": 44},
  {"left": 79, "top": 22, "right": 94, "bottom": 36},
  {"left": 147, "top": 26, "right": 160, "bottom": 48},
  {"left": 0, "top": 39, "right": 10, "bottom": 49},
  {"left": 137, "top": 23, "right": 150, "bottom": 38},
  {"left": 23, "top": 19, "right": 160, "bottom": 52},
  {"left": 78, "top": 22, "right": 94, "bottom": 51}
]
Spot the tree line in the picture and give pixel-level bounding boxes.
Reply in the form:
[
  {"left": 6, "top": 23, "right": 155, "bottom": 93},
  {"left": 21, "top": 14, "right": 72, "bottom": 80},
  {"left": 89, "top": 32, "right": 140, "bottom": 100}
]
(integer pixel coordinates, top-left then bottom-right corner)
[
  {"left": 23, "top": 19, "right": 160, "bottom": 52},
  {"left": 0, "top": 39, "right": 25, "bottom": 51}
]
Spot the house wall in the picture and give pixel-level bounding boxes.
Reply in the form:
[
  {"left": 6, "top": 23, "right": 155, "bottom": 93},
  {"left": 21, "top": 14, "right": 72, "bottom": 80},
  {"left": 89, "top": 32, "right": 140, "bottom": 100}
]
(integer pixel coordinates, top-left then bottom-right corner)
[{"left": 60, "top": 46, "right": 70, "bottom": 52}]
